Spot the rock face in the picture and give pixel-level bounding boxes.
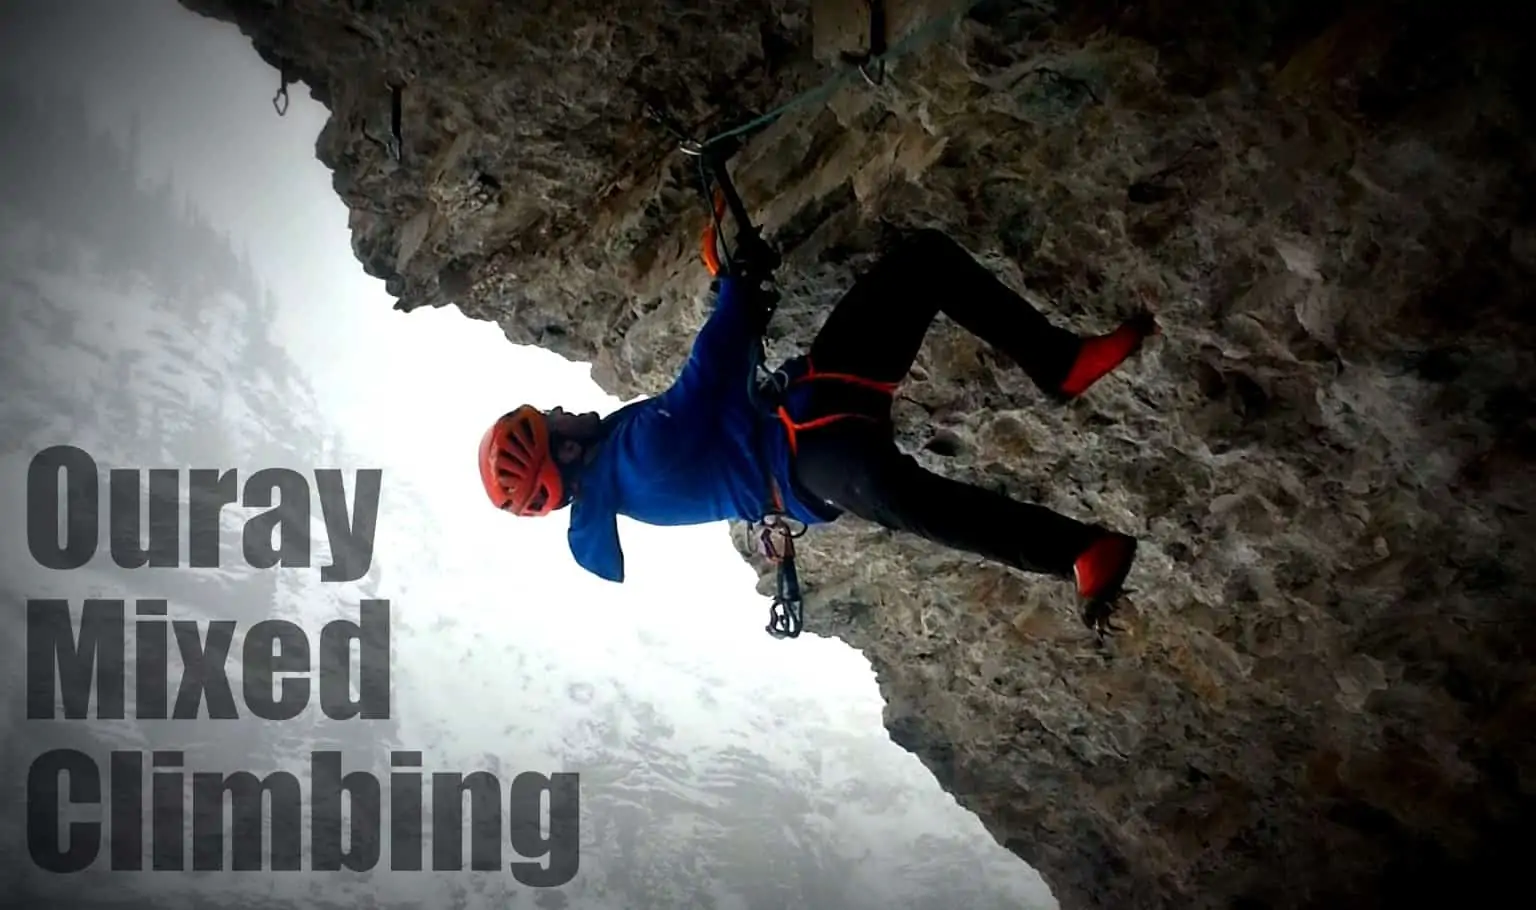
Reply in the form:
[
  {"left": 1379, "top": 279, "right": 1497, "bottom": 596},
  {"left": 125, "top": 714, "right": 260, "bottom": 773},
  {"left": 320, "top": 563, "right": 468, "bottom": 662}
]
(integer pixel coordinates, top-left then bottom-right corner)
[{"left": 174, "top": 1, "right": 1536, "bottom": 907}]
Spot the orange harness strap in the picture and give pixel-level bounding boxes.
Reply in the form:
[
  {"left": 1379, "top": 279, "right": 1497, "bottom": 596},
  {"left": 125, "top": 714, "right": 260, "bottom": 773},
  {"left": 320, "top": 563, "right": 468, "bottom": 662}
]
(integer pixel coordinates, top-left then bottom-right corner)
[{"left": 774, "top": 356, "right": 898, "bottom": 457}]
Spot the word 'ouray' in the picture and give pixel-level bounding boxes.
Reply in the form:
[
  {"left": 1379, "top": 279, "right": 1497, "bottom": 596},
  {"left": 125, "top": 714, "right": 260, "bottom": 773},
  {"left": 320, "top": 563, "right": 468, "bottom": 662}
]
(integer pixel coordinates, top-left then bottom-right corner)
[{"left": 26, "top": 444, "right": 380, "bottom": 582}]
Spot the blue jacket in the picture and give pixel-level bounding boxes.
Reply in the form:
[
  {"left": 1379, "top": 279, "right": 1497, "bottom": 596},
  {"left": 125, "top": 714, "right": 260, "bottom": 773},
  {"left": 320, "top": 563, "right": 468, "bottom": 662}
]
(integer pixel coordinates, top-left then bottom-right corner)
[{"left": 567, "top": 277, "right": 834, "bottom": 582}]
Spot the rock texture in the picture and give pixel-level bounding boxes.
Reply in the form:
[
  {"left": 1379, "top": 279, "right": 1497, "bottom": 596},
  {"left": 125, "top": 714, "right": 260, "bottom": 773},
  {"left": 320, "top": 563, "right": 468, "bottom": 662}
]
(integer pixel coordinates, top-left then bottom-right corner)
[{"left": 174, "top": 1, "right": 1536, "bottom": 907}]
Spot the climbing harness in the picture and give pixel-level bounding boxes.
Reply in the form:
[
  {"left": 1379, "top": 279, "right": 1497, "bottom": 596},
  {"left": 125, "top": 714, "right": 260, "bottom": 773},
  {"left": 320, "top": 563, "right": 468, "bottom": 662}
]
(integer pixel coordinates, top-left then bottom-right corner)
[{"left": 769, "top": 358, "right": 898, "bottom": 456}]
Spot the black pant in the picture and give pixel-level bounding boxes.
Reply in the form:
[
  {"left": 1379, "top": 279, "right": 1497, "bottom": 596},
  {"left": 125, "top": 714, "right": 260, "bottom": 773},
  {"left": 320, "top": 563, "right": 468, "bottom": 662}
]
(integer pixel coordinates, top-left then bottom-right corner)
[{"left": 789, "top": 228, "right": 1102, "bottom": 579}]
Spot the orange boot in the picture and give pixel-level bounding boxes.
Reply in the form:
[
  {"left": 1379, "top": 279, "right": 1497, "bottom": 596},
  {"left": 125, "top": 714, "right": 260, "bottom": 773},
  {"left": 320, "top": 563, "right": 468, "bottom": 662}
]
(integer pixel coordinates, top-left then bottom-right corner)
[
  {"left": 1074, "top": 532, "right": 1137, "bottom": 634},
  {"left": 1058, "top": 311, "right": 1159, "bottom": 399}
]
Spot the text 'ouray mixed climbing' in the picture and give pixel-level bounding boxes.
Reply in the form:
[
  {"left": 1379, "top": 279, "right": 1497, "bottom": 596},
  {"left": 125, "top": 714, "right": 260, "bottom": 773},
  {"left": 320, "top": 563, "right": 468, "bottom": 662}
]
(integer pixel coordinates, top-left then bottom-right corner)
[{"left": 21, "top": 446, "right": 581, "bottom": 882}]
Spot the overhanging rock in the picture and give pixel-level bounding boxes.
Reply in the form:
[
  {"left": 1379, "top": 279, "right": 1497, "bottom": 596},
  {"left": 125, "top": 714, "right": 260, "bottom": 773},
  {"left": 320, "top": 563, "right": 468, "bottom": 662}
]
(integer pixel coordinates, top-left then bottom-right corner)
[{"left": 176, "top": 1, "right": 1536, "bottom": 907}]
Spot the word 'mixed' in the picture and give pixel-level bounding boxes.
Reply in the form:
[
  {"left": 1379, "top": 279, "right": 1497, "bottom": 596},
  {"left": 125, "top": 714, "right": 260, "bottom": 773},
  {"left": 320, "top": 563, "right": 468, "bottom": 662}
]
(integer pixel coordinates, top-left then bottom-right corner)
[{"left": 27, "top": 599, "right": 390, "bottom": 721}]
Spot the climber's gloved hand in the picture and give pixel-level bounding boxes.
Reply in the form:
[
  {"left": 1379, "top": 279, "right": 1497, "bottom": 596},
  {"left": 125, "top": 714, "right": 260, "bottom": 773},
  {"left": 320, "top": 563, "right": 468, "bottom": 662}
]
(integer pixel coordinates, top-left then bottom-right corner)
[{"left": 729, "top": 230, "right": 781, "bottom": 283}]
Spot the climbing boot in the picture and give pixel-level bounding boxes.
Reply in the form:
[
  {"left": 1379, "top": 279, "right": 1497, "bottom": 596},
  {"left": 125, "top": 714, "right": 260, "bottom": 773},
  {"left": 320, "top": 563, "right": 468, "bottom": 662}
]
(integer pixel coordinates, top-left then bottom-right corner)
[
  {"left": 1074, "top": 532, "right": 1137, "bottom": 636},
  {"left": 1058, "top": 310, "right": 1159, "bottom": 399}
]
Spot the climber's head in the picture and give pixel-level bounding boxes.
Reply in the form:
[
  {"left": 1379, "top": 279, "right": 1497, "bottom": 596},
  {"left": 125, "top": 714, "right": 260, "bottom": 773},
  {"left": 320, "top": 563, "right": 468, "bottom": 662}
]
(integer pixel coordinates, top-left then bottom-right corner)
[{"left": 478, "top": 405, "right": 602, "bottom": 517}]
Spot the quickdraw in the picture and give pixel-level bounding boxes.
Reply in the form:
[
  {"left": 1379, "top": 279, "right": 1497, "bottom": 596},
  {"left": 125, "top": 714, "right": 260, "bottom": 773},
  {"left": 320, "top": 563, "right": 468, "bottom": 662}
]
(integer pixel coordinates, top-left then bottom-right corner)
[
  {"left": 760, "top": 516, "right": 807, "bottom": 639},
  {"left": 273, "top": 62, "right": 291, "bottom": 116}
]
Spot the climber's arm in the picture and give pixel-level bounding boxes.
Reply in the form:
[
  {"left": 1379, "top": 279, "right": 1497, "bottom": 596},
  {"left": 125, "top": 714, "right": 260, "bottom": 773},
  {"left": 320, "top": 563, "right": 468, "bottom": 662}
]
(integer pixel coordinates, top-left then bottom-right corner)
[
  {"left": 567, "top": 496, "right": 625, "bottom": 583},
  {"left": 662, "top": 276, "right": 766, "bottom": 406}
]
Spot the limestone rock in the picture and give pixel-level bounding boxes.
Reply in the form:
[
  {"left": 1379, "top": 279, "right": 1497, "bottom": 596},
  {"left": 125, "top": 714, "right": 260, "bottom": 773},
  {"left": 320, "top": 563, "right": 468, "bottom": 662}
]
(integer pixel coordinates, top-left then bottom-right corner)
[{"left": 175, "top": 1, "right": 1536, "bottom": 907}]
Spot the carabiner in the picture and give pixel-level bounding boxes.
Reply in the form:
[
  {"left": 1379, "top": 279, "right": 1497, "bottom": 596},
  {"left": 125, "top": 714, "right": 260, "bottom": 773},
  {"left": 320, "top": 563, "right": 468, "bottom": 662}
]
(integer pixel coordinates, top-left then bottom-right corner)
[{"left": 766, "top": 556, "right": 804, "bottom": 639}]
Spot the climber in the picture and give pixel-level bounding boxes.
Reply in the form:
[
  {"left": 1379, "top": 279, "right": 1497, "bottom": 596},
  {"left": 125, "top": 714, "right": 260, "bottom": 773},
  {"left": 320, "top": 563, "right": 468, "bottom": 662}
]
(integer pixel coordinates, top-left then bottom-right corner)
[{"left": 478, "top": 227, "right": 1157, "bottom": 629}]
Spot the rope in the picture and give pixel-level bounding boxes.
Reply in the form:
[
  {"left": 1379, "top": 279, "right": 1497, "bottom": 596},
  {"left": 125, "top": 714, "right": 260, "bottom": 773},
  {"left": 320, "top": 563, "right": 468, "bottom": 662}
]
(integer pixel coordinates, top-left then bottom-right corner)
[{"left": 694, "top": 0, "right": 992, "bottom": 153}]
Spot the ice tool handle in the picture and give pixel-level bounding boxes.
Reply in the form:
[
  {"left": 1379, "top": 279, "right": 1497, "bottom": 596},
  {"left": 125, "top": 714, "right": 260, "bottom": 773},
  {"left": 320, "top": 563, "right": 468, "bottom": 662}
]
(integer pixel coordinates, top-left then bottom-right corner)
[{"left": 684, "top": 138, "right": 781, "bottom": 293}]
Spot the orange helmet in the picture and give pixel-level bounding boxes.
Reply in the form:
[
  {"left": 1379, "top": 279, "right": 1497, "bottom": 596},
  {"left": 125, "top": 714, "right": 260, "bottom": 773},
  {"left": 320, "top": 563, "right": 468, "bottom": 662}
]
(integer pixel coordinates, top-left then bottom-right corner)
[{"left": 478, "top": 405, "right": 565, "bottom": 516}]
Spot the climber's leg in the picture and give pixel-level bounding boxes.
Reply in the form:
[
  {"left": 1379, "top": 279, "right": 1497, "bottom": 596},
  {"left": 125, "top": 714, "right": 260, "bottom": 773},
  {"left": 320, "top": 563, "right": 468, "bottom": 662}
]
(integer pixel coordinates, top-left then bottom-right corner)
[
  {"left": 808, "top": 227, "right": 1156, "bottom": 398},
  {"left": 791, "top": 418, "right": 1105, "bottom": 579}
]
